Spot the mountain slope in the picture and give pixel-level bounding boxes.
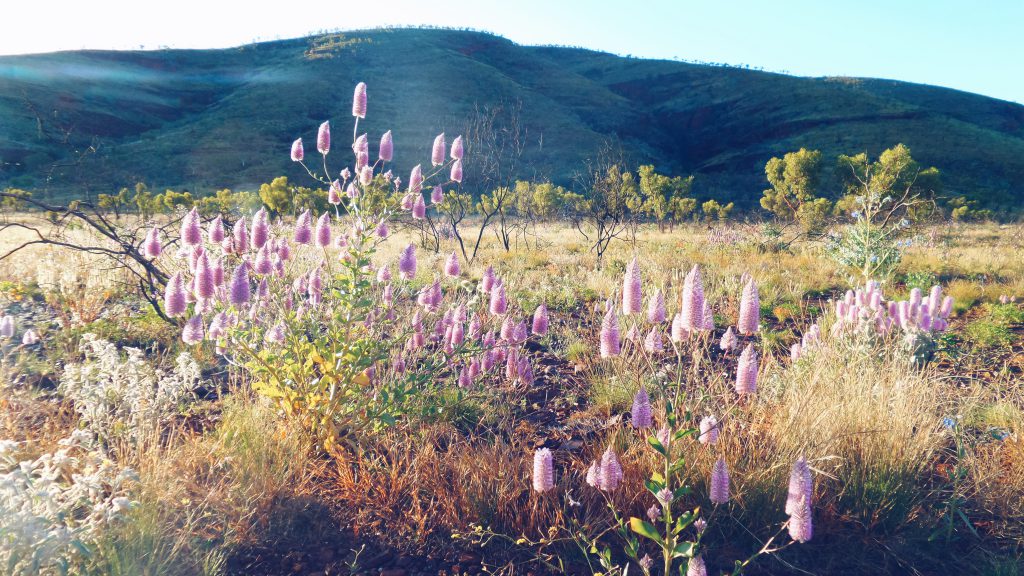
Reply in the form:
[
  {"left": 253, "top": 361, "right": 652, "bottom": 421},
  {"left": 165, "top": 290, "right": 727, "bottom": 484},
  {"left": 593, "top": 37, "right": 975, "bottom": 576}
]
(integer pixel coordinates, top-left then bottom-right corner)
[{"left": 1, "top": 28, "right": 1022, "bottom": 209}]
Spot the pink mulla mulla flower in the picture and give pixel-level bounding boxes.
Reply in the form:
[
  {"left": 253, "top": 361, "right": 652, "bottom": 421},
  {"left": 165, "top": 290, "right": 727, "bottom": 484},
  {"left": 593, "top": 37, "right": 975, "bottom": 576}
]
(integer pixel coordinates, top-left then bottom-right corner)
[
  {"left": 328, "top": 180, "right": 342, "bottom": 205},
  {"left": 720, "top": 326, "right": 738, "bottom": 352},
  {"left": 585, "top": 460, "right": 600, "bottom": 488},
  {"left": 735, "top": 343, "right": 758, "bottom": 395},
  {"left": 431, "top": 185, "right": 444, "bottom": 205},
  {"left": 656, "top": 425, "right": 672, "bottom": 450},
  {"left": 376, "top": 220, "right": 389, "bottom": 239},
  {"left": 0, "top": 315, "right": 13, "bottom": 339},
  {"left": 182, "top": 315, "right": 204, "bottom": 345},
  {"left": 518, "top": 358, "right": 534, "bottom": 386},
  {"left": 187, "top": 245, "right": 204, "bottom": 272},
  {"left": 643, "top": 327, "right": 663, "bottom": 352},
  {"left": 940, "top": 295, "right": 954, "bottom": 318},
  {"left": 252, "top": 208, "right": 269, "bottom": 249},
  {"left": 490, "top": 281, "right": 508, "bottom": 315},
  {"left": 264, "top": 322, "right": 286, "bottom": 345},
  {"left": 443, "top": 251, "right": 461, "bottom": 277},
  {"left": 376, "top": 265, "right": 392, "bottom": 283},
  {"left": 22, "top": 329, "right": 39, "bottom": 346},
  {"left": 416, "top": 282, "right": 434, "bottom": 311},
  {"left": 622, "top": 257, "right": 642, "bottom": 315},
  {"left": 398, "top": 243, "right": 417, "bottom": 280},
  {"left": 648, "top": 289, "right": 666, "bottom": 323},
  {"left": 788, "top": 496, "right": 813, "bottom": 543},
  {"left": 412, "top": 194, "right": 426, "bottom": 220},
  {"left": 253, "top": 245, "right": 273, "bottom": 275},
  {"left": 294, "top": 210, "right": 312, "bottom": 244},
  {"left": 181, "top": 207, "right": 202, "bottom": 246},
  {"left": 599, "top": 307, "right": 621, "bottom": 358},
  {"left": 456, "top": 365, "right": 471, "bottom": 388},
  {"left": 400, "top": 193, "right": 414, "bottom": 211},
  {"left": 359, "top": 165, "right": 373, "bottom": 186},
  {"left": 481, "top": 266, "right": 496, "bottom": 293},
  {"left": 382, "top": 283, "right": 393, "bottom": 306},
  {"left": 790, "top": 342, "right": 802, "bottom": 361},
  {"left": 468, "top": 313, "right": 483, "bottom": 340},
  {"left": 451, "top": 318, "right": 466, "bottom": 347},
  {"left": 686, "top": 554, "right": 707, "bottom": 576},
  {"left": 450, "top": 159, "right": 463, "bottom": 183},
  {"left": 346, "top": 182, "right": 360, "bottom": 199},
  {"left": 378, "top": 130, "right": 393, "bottom": 162},
  {"left": 701, "top": 300, "right": 715, "bottom": 331},
  {"left": 505, "top": 348, "right": 519, "bottom": 380},
  {"left": 698, "top": 415, "right": 719, "bottom": 445},
  {"left": 164, "top": 273, "right": 187, "bottom": 317},
  {"left": 431, "top": 133, "right": 446, "bottom": 166},
  {"left": 631, "top": 386, "right": 653, "bottom": 429},
  {"left": 598, "top": 446, "right": 623, "bottom": 492},
  {"left": 681, "top": 265, "right": 705, "bottom": 331},
  {"left": 354, "top": 133, "right": 369, "bottom": 157},
  {"left": 450, "top": 135, "right": 464, "bottom": 160},
  {"left": 786, "top": 456, "right": 814, "bottom": 516},
  {"left": 195, "top": 254, "right": 216, "bottom": 300},
  {"left": 532, "top": 303, "right": 549, "bottom": 336},
  {"left": 209, "top": 214, "right": 225, "bottom": 243},
  {"left": 352, "top": 82, "right": 367, "bottom": 118},
  {"left": 626, "top": 323, "right": 642, "bottom": 342},
  {"left": 290, "top": 138, "right": 304, "bottom": 162},
  {"left": 500, "top": 315, "right": 515, "bottom": 341},
  {"left": 314, "top": 213, "right": 332, "bottom": 248},
  {"left": 532, "top": 448, "right": 555, "bottom": 493},
  {"left": 207, "top": 312, "right": 226, "bottom": 340},
  {"left": 232, "top": 217, "right": 249, "bottom": 253},
  {"left": 355, "top": 151, "right": 369, "bottom": 172},
  {"left": 276, "top": 238, "right": 291, "bottom": 262},
  {"left": 468, "top": 357, "right": 481, "bottom": 379},
  {"left": 316, "top": 121, "right": 330, "bottom": 155},
  {"left": 710, "top": 457, "right": 730, "bottom": 504},
  {"left": 229, "top": 262, "right": 251, "bottom": 305},
  {"left": 512, "top": 321, "right": 529, "bottom": 344},
  {"left": 738, "top": 279, "right": 760, "bottom": 335},
  {"left": 211, "top": 258, "right": 225, "bottom": 287},
  {"left": 408, "top": 164, "right": 424, "bottom": 194},
  {"left": 647, "top": 504, "right": 661, "bottom": 523},
  {"left": 671, "top": 312, "right": 687, "bottom": 343},
  {"left": 143, "top": 227, "right": 162, "bottom": 259}
]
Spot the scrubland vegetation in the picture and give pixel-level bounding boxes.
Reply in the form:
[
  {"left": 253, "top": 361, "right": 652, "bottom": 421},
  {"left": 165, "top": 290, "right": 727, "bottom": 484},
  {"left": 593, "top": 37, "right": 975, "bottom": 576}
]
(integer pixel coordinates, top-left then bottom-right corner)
[{"left": 1, "top": 83, "right": 1023, "bottom": 576}]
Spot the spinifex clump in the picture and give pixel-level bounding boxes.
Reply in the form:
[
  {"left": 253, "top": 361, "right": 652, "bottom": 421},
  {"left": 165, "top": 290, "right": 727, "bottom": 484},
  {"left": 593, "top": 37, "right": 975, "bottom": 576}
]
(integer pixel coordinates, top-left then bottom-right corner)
[{"left": 166, "top": 83, "right": 537, "bottom": 451}]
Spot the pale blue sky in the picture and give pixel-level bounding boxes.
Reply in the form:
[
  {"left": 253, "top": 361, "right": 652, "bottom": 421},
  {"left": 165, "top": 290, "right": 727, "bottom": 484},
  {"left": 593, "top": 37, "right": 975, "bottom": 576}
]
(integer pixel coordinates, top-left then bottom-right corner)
[{"left": 2, "top": 0, "right": 1021, "bottom": 103}]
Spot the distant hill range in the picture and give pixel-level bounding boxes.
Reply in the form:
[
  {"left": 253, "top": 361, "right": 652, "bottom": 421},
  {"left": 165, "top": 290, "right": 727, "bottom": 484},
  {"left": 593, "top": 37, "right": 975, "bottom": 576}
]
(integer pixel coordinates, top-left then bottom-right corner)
[{"left": 2, "top": 28, "right": 1022, "bottom": 210}]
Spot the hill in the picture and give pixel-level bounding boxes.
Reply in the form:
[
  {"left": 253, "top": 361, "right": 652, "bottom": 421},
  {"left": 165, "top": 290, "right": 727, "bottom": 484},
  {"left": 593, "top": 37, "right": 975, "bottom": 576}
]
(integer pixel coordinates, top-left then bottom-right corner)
[{"left": 2, "top": 28, "right": 1023, "bottom": 210}]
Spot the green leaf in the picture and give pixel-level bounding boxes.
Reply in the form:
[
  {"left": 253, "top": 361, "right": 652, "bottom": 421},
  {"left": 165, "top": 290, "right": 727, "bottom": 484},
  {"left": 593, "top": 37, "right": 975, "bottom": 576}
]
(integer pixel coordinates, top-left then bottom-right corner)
[
  {"left": 629, "top": 517, "right": 664, "bottom": 545},
  {"left": 647, "top": 435, "right": 667, "bottom": 456},
  {"left": 645, "top": 478, "right": 665, "bottom": 496},
  {"left": 672, "top": 541, "right": 695, "bottom": 558}
]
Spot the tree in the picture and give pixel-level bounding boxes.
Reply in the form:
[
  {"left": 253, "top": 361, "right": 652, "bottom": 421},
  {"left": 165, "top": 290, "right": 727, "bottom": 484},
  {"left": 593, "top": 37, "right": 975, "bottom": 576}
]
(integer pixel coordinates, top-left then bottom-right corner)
[
  {"left": 761, "top": 148, "right": 826, "bottom": 220},
  {"left": 701, "top": 199, "right": 734, "bottom": 222},
  {"left": 570, "top": 151, "right": 639, "bottom": 268},
  {"left": 836, "top": 143, "right": 941, "bottom": 223},
  {"left": 461, "top": 100, "right": 528, "bottom": 261},
  {"left": 638, "top": 165, "right": 695, "bottom": 231}
]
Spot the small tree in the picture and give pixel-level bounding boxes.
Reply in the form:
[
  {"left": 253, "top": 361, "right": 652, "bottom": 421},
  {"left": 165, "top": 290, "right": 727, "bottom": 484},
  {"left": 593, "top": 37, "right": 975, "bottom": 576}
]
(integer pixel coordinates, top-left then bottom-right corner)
[
  {"left": 701, "top": 199, "right": 734, "bottom": 222},
  {"left": 761, "top": 148, "right": 828, "bottom": 221},
  {"left": 639, "top": 165, "right": 695, "bottom": 231}
]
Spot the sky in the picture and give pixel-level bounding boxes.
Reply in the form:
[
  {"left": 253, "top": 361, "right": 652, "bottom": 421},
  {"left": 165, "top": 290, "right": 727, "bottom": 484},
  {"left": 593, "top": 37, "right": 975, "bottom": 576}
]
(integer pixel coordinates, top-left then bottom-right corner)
[{"left": 2, "top": 0, "right": 1021, "bottom": 103}]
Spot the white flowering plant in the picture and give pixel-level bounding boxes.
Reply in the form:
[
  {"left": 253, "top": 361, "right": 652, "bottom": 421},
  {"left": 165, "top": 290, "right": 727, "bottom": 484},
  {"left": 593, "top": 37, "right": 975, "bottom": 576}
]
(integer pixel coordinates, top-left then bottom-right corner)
[
  {"left": 60, "top": 333, "right": 200, "bottom": 446},
  {"left": 0, "top": 431, "right": 138, "bottom": 575}
]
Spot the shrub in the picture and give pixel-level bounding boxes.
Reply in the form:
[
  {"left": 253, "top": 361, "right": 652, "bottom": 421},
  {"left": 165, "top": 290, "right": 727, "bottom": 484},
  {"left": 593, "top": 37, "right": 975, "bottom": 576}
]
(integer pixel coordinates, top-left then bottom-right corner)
[{"left": 0, "top": 431, "right": 138, "bottom": 575}]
